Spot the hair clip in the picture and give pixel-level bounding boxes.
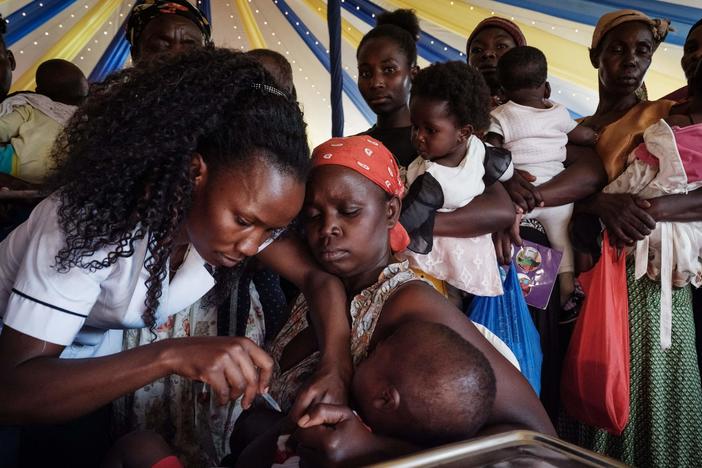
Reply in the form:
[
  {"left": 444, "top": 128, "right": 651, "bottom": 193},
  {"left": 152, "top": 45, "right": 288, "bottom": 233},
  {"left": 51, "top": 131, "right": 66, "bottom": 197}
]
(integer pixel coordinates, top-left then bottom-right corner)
[{"left": 251, "top": 82, "right": 287, "bottom": 98}]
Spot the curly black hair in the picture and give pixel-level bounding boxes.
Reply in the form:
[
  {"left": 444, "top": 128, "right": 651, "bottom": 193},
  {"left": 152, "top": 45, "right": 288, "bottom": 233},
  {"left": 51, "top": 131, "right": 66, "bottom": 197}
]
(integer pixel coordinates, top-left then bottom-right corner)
[
  {"left": 411, "top": 61, "right": 491, "bottom": 131},
  {"left": 46, "top": 47, "right": 310, "bottom": 328},
  {"left": 357, "top": 9, "right": 419, "bottom": 67},
  {"left": 497, "top": 46, "right": 547, "bottom": 92}
]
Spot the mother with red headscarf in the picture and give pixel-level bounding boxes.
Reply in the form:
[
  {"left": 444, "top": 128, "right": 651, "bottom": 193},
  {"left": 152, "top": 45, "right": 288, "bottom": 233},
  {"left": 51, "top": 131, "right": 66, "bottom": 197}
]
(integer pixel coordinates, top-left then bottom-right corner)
[{"left": 262, "top": 135, "right": 554, "bottom": 465}]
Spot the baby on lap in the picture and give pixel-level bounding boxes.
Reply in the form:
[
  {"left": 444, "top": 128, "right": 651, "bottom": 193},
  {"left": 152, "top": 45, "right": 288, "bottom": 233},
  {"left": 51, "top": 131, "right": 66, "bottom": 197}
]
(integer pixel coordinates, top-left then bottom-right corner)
[{"left": 229, "top": 321, "right": 496, "bottom": 467}]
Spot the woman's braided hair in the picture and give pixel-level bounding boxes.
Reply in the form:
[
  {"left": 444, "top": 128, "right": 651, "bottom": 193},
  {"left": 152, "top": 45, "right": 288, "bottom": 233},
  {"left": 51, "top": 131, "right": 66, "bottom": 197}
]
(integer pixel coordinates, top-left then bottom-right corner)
[{"left": 46, "top": 47, "right": 310, "bottom": 328}]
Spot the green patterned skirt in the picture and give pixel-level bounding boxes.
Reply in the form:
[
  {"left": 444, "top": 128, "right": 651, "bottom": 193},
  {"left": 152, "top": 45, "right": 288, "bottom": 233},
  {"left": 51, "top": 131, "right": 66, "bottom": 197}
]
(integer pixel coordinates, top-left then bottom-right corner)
[{"left": 577, "top": 262, "right": 702, "bottom": 467}]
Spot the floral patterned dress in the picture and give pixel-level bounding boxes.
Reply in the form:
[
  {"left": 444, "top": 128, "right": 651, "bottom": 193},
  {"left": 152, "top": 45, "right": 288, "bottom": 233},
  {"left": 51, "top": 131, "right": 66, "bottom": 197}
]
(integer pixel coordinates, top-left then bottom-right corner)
[
  {"left": 268, "top": 261, "right": 419, "bottom": 412},
  {"left": 114, "top": 282, "right": 267, "bottom": 467}
]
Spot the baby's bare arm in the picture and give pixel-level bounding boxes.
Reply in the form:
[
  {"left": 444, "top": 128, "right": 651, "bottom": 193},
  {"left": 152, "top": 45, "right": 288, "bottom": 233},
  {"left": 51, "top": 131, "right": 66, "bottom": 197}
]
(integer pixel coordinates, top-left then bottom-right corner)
[{"left": 485, "top": 132, "right": 504, "bottom": 148}]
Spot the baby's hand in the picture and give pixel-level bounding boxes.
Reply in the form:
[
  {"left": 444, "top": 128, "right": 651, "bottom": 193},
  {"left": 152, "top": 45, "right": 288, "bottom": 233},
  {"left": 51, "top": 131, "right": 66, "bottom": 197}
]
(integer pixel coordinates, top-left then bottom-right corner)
[
  {"left": 289, "top": 362, "right": 350, "bottom": 424},
  {"left": 295, "top": 403, "right": 375, "bottom": 467},
  {"left": 493, "top": 209, "right": 523, "bottom": 265}
]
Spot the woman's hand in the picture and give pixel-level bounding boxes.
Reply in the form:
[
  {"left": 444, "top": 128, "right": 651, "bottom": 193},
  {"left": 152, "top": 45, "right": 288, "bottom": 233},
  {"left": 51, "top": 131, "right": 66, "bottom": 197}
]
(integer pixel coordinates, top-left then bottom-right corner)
[
  {"left": 591, "top": 192, "right": 655, "bottom": 248},
  {"left": 644, "top": 189, "right": 702, "bottom": 223},
  {"left": 163, "top": 336, "right": 273, "bottom": 408},
  {"left": 503, "top": 170, "right": 543, "bottom": 213},
  {"left": 289, "top": 361, "right": 351, "bottom": 423}
]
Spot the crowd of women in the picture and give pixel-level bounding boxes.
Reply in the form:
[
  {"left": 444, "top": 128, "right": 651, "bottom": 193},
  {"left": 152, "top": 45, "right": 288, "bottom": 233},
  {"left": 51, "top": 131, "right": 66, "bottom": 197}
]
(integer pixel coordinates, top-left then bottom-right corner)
[{"left": 0, "top": 0, "right": 700, "bottom": 467}]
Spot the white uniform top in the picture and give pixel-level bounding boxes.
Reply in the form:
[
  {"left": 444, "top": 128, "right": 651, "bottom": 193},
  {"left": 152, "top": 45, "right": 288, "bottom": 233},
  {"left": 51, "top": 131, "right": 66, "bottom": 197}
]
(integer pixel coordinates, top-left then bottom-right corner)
[
  {"left": 489, "top": 100, "right": 578, "bottom": 179},
  {"left": 0, "top": 196, "right": 218, "bottom": 358}
]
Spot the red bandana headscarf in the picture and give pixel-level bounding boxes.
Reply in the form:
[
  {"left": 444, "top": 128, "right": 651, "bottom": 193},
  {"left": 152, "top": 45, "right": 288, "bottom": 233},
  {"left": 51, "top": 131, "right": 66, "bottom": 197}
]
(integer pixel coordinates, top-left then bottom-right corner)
[{"left": 311, "top": 136, "right": 410, "bottom": 252}]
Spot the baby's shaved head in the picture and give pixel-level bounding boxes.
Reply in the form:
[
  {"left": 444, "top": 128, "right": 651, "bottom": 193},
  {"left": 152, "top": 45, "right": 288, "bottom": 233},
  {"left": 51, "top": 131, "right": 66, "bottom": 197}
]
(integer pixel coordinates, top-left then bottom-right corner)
[
  {"left": 353, "top": 321, "right": 496, "bottom": 445},
  {"left": 36, "top": 59, "right": 89, "bottom": 106}
]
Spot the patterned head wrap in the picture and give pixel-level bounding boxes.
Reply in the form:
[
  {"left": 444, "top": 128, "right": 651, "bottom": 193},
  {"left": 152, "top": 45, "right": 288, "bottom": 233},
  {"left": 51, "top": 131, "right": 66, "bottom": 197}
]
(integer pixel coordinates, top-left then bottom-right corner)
[
  {"left": 311, "top": 136, "right": 410, "bottom": 253},
  {"left": 590, "top": 9, "right": 671, "bottom": 53},
  {"left": 466, "top": 17, "right": 527, "bottom": 50},
  {"left": 126, "top": 0, "right": 211, "bottom": 48}
]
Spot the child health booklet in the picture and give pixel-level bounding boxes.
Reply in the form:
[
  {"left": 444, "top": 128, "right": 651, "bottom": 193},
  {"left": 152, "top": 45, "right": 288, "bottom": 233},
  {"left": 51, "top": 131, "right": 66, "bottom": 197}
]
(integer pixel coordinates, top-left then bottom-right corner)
[{"left": 510, "top": 240, "right": 562, "bottom": 309}]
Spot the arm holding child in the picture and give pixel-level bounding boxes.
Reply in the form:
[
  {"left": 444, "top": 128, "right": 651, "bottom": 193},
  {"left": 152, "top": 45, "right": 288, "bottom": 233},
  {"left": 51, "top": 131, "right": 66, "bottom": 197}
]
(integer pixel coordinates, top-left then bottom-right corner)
[
  {"left": 567, "top": 124, "right": 599, "bottom": 146},
  {"left": 292, "top": 282, "right": 555, "bottom": 467},
  {"left": 257, "top": 235, "right": 352, "bottom": 422}
]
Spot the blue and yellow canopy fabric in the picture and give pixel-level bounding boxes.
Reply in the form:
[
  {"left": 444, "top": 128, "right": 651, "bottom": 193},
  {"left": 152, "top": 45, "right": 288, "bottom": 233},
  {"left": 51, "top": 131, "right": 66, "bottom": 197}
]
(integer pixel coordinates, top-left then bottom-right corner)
[{"left": 0, "top": 0, "right": 697, "bottom": 146}]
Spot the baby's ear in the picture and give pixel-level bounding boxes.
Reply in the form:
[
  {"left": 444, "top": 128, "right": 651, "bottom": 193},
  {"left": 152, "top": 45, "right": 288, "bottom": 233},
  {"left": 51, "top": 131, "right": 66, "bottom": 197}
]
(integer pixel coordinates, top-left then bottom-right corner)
[
  {"left": 459, "top": 124, "right": 474, "bottom": 142},
  {"left": 372, "top": 385, "right": 401, "bottom": 413},
  {"left": 544, "top": 81, "right": 551, "bottom": 99}
]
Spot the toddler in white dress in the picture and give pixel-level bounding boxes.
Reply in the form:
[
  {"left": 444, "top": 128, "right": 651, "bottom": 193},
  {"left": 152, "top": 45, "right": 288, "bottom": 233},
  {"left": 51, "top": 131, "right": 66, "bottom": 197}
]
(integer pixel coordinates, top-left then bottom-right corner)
[{"left": 400, "top": 61, "right": 511, "bottom": 297}]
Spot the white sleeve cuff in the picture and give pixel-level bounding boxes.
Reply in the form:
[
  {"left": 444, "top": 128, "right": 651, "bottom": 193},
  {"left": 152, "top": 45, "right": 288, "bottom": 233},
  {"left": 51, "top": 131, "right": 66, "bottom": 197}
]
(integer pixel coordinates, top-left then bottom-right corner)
[{"left": 3, "top": 288, "right": 86, "bottom": 345}]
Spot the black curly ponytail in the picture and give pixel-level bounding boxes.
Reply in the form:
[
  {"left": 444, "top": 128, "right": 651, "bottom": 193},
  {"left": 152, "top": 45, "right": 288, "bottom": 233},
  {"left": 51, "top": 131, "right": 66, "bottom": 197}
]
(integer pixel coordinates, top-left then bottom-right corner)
[{"left": 47, "top": 47, "right": 310, "bottom": 328}]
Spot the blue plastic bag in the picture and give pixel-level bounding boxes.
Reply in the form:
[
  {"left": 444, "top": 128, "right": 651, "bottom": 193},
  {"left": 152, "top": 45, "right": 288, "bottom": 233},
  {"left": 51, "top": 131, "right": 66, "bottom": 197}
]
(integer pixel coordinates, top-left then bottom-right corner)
[{"left": 468, "top": 262, "right": 543, "bottom": 395}]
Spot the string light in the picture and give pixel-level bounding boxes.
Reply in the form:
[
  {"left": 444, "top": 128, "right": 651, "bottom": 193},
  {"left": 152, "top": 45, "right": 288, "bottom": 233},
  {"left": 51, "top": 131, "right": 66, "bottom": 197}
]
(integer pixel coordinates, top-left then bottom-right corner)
[{"left": 89, "top": 0, "right": 661, "bottom": 129}]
